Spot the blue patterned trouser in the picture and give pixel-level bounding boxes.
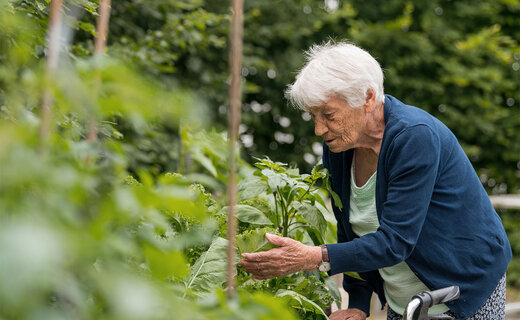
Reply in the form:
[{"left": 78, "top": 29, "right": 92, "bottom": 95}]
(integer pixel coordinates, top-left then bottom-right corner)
[{"left": 387, "top": 274, "right": 506, "bottom": 320}]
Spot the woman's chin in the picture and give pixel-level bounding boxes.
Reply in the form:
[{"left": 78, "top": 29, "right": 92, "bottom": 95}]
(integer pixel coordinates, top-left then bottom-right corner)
[
  {"left": 326, "top": 144, "right": 343, "bottom": 153},
  {"left": 326, "top": 141, "right": 350, "bottom": 153}
]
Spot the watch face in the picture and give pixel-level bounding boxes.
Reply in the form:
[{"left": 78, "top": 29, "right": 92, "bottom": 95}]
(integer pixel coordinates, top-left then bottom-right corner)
[{"left": 318, "top": 262, "right": 331, "bottom": 272}]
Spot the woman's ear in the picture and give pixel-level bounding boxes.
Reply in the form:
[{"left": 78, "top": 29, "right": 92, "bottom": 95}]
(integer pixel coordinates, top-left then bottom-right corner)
[{"left": 364, "top": 89, "right": 377, "bottom": 113}]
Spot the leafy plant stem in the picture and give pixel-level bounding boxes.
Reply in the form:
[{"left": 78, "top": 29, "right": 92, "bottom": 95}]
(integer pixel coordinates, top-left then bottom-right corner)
[
  {"left": 296, "top": 179, "right": 316, "bottom": 203},
  {"left": 280, "top": 191, "right": 289, "bottom": 237},
  {"left": 287, "top": 220, "right": 307, "bottom": 228},
  {"left": 276, "top": 186, "right": 287, "bottom": 237},
  {"left": 273, "top": 191, "right": 280, "bottom": 229},
  {"left": 287, "top": 208, "right": 297, "bottom": 227},
  {"left": 288, "top": 222, "right": 309, "bottom": 233}
]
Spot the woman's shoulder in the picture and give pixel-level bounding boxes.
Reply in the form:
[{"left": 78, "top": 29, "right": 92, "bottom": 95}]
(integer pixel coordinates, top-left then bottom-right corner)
[
  {"left": 383, "top": 95, "right": 455, "bottom": 144},
  {"left": 385, "top": 96, "right": 435, "bottom": 129}
]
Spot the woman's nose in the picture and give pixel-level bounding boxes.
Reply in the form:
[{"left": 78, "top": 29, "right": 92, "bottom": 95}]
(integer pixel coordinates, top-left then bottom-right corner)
[{"left": 314, "top": 118, "right": 328, "bottom": 137}]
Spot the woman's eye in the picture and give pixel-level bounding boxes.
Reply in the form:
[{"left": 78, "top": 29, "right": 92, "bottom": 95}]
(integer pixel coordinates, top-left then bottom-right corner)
[{"left": 324, "top": 113, "right": 334, "bottom": 120}]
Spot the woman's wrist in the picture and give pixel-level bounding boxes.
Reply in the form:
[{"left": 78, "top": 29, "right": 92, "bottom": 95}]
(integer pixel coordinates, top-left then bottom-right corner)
[{"left": 305, "top": 245, "right": 324, "bottom": 270}]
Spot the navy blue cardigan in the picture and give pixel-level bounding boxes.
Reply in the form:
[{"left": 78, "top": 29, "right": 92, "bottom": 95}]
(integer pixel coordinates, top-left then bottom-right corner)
[{"left": 323, "top": 95, "right": 511, "bottom": 319}]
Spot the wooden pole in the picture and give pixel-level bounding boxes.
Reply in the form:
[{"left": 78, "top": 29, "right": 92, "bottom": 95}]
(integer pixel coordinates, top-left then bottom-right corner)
[
  {"left": 226, "top": 0, "right": 244, "bottom": 300},
  {"left": 87, "top": 0, "right": 112, "bottom": 143},
  {"left": 94, "top": 0, "right": 111, "bottom": 56},
  {"left": 39, "top": 0, "right": 64, "bottom": 146}
]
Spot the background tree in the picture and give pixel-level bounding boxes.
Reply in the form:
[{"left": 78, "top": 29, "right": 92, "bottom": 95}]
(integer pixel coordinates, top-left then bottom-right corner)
[
  {"left": 62, "top": 0, "right": 519, "bottom": 194},
  {"left": 16, "top": 0, "right": 515, "bottom": 194}
]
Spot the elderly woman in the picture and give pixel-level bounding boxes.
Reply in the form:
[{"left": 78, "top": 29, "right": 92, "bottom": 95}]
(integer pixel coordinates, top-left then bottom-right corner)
[{"left": 239, "top": 42, "right": 511, "bottom": 320}]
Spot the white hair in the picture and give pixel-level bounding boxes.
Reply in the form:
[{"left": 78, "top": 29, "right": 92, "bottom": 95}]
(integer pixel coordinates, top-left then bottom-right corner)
[{"left": 286, "top": 41, "right": 384, "bottom": 110}]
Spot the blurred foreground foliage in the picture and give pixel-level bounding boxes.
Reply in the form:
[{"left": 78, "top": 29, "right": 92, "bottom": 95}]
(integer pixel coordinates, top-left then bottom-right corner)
[{"left": 0, "top": 2, "right": 336, "bottom": 319}]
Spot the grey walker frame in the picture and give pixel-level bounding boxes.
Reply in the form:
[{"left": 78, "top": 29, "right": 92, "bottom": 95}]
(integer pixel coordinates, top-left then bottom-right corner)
[{"left": 403, "top": 286, "right": 460, "bottom": 320}]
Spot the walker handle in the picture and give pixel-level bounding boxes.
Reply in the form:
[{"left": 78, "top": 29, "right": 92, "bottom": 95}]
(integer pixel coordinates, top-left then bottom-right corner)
[
  {"left": 418, "top": 286, "right": 460, "bottom": 306},
  {"left": 404, "top": 286, "right": 460, "bottom": 320}
]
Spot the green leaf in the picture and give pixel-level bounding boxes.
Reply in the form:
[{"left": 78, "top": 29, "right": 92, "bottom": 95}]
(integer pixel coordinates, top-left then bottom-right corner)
[
  {"left": 35, "top": 0, "right": 46, "bottom": 11},
  {"left": 219, "top": 205, "right": 273, "bottom": 225},
  {"left": 305, "top": 227, "right": 325, "bottom": 246},
  {"left": 344, "top": 272, "right": 365, "bottom": 281},
  {"left": 312, "top": 191, "right": 328, "bottom": 211},
  {"left": 236, "top": 228, "right": 277, "bottom": 255},
  {"left": 324, "top": 277, "right": 342, "bottom": 310},
  {"left": 261, "top": 168, "right": 287, "bottom": 191},
  {"left": 293, "top": 202, "right": 326, "bottom": 234},
  {"left": 254, "top": 157, "right": 287, "bottom": 171},
  {"left": 238, "top": 176, "right": 268, "bottom": 201},
  {"left": 142, "top": 244, "right": 188, "bottom": 280},
  {"left": 311, "top": 163, "right": 327, "bottom": 180},
  {"left": 77, "top": 21, "right": 96, "bottom": 37},
  {"left": 275, "top": 289, "right": 330, "bottom": 319},
  {"left": 191, "top": 152, "right": 218, "bottom": 177},
  {"left": 325, "top": 177, "right": 343, "bottom": 211},
  {"left": 289, "top": 181, "right": 308, "bottom": 195},
  {"left": 184, "top": 237, "right": 230, "bottom": 295}
]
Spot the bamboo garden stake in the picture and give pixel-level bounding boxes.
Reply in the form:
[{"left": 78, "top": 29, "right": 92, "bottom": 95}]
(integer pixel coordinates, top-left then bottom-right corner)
[
  {"left": 87, "top": 0, "right": 112, "bottom": 143},
  {"left": 226, "top": 0, "right": 244, "bottom": 300},
  {"left": 39, "top": 0, "right": 64, "bottom": 146}
]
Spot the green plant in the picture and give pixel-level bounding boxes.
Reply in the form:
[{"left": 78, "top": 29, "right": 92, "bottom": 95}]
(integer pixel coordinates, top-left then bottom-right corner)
[
  {"left": 242, "top": 272, "right": 338, "bottom": 319},
  {"left": 210, "top": 157, "right": 342, "bottom": 319},
  {"left": 239, "top": 157, "right": 340, "bottom": 241}
]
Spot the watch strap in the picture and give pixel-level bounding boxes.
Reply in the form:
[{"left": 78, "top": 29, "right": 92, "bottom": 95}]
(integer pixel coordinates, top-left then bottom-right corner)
[{"left": 320, "top": 244, "right": 330, "bottom": 262}]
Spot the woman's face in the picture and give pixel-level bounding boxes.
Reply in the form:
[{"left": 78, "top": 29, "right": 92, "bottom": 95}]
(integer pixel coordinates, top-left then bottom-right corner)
[{"left": 309, "top": 96, "right": 367, "bottom": 153}]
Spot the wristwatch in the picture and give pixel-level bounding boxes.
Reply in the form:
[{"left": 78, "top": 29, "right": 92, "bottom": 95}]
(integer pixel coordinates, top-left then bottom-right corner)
[{"left": 317, "top": 244, "right": 331, "bottom": 272}]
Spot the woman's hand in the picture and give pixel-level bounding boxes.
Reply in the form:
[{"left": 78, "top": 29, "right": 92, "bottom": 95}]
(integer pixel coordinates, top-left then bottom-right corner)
[
  {"left": 329, "top": 308, "right": 367, "bottom": 320},
  {"left": 238, "top": 233, "right": 322, "bottom": 279}
]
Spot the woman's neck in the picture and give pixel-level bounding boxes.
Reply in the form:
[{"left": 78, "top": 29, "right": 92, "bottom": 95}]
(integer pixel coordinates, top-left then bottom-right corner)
[
  {"left": 356, "top": 102, "right": 385, "bottom": 155},
  {"left": 353, "top": 148, "right": 378, "bottom": 187}
]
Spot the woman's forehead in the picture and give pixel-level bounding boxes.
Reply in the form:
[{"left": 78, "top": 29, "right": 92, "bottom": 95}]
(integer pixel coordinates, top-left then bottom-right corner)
[
  {"left": 307, "top": 105, "right": 329, "bottom": 116},
  {"left": 307, "top": 97, "right": 347, "bottom": 113}
]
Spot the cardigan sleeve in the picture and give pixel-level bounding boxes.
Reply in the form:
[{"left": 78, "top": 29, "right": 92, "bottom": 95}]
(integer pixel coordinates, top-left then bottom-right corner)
[{"left": 327, "top": 124, "right": 441, "bottom": 272}]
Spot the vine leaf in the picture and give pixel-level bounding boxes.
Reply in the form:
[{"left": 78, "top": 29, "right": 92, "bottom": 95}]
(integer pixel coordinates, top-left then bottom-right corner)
[{"left": 184, "top": 237, "right": 231, "bottom": 295}]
